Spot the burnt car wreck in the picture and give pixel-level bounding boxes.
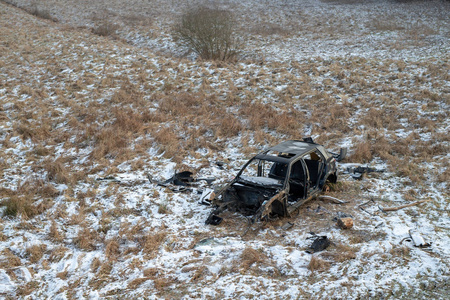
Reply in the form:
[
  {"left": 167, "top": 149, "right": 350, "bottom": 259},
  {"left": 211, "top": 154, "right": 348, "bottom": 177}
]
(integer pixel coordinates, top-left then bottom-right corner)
[{"left": 206, "top": 139, "right": 346, "bottom": 225}]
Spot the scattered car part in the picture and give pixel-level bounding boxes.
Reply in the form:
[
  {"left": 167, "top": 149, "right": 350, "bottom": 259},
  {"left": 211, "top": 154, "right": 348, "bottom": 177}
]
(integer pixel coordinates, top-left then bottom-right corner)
[
  {"left": 194, "top": 237, "right": 224, "bottom": 248},
  {"left": 158, "top": 171, "right": 194, "bottom": 186},
  {"left": 332, "top": 212, "right": 353, "bottom": 221},
  {"left": 346, "top": 166, "right": 385, "bottom": 180},
  {"left": 358, "top": 198, "right": 376, "bottom": 216},
  {"left": 146, "top": 173, "right": 153, "bottom": 183},
  {"left": 158, "top": 171, "right": 216, "bottom": 192},
  {"left": 197, "top": 177, "right": 216, "bottom": 185},
  {"left": 205, "top": 214, "right": 223, "bottom": 225},
  {"left": 215, "top": 161, "right": 225, "bottom": 169},
  {"left": 96, "top": 176, "right": 120, "bottom": 183},
  {"left": 329, "top": 147, "right": 347, "bottom": 162},
  {"left": 205, "top": 138, "right": 344, "bottom": 224},
  {"left": 199, "top": 189, "right": 215, "bottom": 205},
  {"left": 306, "top": 234, "right": 330, "bottom": 253},
  {"left": 400, "top": 230, "right": 431, "bottom": 248},
  {"left": 281, "top": 221, "right": 294, "bottom": 230},
  {"left": 408, "top": 229, "right": 431, "bottom": 248},
  {"left": 307, "top": 205, "right": 329, "bottom": 215}
]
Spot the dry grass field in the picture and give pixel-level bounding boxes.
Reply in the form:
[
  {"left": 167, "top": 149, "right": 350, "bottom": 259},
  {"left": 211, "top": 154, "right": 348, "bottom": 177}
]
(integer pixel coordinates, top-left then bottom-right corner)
[{"left": 0, "top": 0, "right": 449, "bottom": 299}]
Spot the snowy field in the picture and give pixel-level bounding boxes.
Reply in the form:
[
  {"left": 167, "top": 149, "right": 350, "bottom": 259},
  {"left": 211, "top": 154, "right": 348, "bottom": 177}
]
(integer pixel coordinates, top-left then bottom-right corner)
[{"left": 0, "top": 0, "right": 449, "bottom": 299}]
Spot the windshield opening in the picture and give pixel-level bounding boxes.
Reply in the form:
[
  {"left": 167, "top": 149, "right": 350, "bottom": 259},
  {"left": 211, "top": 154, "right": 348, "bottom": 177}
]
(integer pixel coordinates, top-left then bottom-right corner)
[{"left": 239, "top": 159, "right": 287, "bottom": 186}]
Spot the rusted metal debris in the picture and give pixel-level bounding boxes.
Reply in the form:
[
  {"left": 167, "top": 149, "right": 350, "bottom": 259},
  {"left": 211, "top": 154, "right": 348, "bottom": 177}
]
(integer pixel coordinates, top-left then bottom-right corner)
[{"left": 205, "top": 138, "right": 346, "bottom": 225}]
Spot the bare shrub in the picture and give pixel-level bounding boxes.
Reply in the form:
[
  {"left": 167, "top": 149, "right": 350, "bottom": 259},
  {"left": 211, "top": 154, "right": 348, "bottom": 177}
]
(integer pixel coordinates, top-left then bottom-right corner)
[
  {"left": 173, "top": 7, "right": 240, "bottom": 61},
  {"left": 92, "top": 14, "right": 119, "bottom": 37},
  {"left": 28, "top": 4, "right": 56, "bottom": 22}
]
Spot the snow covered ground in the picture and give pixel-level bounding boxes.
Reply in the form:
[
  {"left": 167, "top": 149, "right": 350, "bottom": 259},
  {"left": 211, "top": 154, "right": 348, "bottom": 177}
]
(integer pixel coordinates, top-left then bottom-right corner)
[{"left": 0, "top": 0, "right": 449, "bottom": 299}]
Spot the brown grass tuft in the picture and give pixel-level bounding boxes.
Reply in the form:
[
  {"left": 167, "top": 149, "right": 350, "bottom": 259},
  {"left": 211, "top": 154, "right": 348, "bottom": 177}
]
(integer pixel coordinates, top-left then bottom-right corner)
[
  {"left": 307, "top": 255, "right": 331, "bottom": 273},
  {"left": 127, "top": 277, "right": 149, "bottom": 289},
  {"left": 74, "top": 225, "right": 100, "bottom": 251},
  {"left": 322, "top": 243, "right": 357, "bottom": 263},
  {"left": 142, "top": 232, "right": 167, "bottom": 256},
  {"left": 1, "top": 196, "right": 35, "bottom": 218},
  {"left": 49, "top": 246, "right": 69, "bottom": 263},
  {"left": 105, "top": 239, "right": 120, "bottom": 261},
  {"left": 56, "top": 270, "right": 69, "bottom": 280},
  {"left": 143, "top": 267, "right": 160, "bottom": 278},
  {"left": 153, "top": 127, "right": 181, "bottom": 159},
  {"left": 42, "top": 158, "right": 72, "bottom": 184},
  {"left": 49, "top": 220, "right": 64, "bottom": 242},
  {"left": 0, "top": 249, "right": 22, "bottom": 269},
  {"left": 348, "top": 140, "right": 372, "bottom": 163},
  {"left": 26, "top": 244, "right": 47, "bottom": 264},
  {"left": 240, "top": 247, "right": 265, "bottom": 269},
  {"left": 91, "top": 257, "right": 102, "bottom": 272},
  {"left": 91, "top": 126, "right": 128, "bottom": 160},
  {"left": 16, "top": 281, "right": 40, "bottom": 297}
]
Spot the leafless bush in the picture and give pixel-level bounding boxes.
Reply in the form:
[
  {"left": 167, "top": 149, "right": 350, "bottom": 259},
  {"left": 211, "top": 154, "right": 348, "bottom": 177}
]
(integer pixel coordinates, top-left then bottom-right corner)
[
  {"left": 173, "top": 7, "right": 240, "bottom": 61},
  {"left": 91, "top": 13, "right": 119, "bottom": 37},
  {"left": 28, "top": 4, "right": 56, "bottom": 22},
  {"left": 92, "top": 21, "right": 118, "bottom": 37}
]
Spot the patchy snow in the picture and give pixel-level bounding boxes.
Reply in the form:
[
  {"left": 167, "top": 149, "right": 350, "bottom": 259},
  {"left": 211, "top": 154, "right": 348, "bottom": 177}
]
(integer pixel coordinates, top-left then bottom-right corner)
[{"left": 0, "top": 0, "right": 449, "bottom": 299}]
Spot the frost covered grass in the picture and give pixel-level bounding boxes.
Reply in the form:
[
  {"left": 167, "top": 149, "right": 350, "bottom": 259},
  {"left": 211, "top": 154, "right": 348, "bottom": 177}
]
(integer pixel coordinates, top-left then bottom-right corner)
[{"left": 0, "top": 0, "right": 449, "bottom": 299}]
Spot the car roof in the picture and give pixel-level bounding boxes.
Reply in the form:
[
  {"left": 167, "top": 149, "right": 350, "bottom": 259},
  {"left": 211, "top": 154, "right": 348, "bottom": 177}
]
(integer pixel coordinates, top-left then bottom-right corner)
[{"left": 266, "top": 140, "right": 319, "bottom": 156}]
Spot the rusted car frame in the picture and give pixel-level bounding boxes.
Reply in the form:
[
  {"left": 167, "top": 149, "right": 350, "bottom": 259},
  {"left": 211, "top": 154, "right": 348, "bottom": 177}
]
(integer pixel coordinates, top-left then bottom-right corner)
[{"left": 206, "top": 139, "right": 344, "bottom": 224}]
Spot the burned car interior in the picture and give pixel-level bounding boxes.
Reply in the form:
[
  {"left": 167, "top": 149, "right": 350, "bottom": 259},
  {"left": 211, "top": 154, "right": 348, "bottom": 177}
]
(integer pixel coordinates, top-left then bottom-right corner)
[{"left": 205, "top": 138, "right": 345, "bottom": 225}]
